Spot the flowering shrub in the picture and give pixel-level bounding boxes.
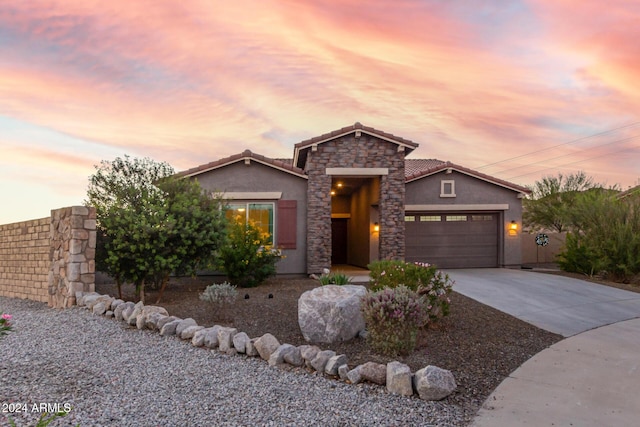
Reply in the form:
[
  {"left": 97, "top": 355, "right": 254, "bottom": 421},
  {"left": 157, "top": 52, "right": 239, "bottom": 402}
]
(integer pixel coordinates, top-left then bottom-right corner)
[
  {"left": 361, "top": 285, "right": 429, "bottom": 356},
  {"left": 368, "top": 260, "right": 453, "bottom": 321},
  {"left": 218, "top": 217, "right": 283, "bottom": 288},
  {"left": 1, "top": 312, "right": 12, "bottom": 339}
]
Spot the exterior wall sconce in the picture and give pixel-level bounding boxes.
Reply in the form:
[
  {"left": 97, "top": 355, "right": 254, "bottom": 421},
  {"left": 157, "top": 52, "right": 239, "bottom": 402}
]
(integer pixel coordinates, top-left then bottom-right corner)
[
  {"left": 330, "top": 190, "right": 336, "bottom": 196},
  {"left": 373, "top": 222, "right": 380, "bottom": 232},
  {"left": 508, "top": 220, "right": 518, "bottom": 236}
]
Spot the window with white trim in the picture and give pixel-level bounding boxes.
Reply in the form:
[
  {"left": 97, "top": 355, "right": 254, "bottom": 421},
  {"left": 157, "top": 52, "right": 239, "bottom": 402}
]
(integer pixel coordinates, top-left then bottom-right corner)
[
  {"left": 226, "top": 203, "right": 275, "bottom": 243},
  {"left": 440, "top": 180, "right": 456, "bottom": 198}
]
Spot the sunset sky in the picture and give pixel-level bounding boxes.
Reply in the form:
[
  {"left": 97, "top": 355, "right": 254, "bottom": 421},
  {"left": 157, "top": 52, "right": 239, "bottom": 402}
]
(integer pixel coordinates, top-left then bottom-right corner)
[{"left": 1, "top": 1, "right": 639, "bottom": 224}]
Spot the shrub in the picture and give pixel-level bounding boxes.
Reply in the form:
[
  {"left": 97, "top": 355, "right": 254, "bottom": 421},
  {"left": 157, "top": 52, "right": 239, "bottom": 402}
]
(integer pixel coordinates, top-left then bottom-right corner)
[
  {"left": 218, "top": 217, "right": 283, "bottom": 288},
  {"left": 199, "top": 282, "right": 238, "bottom": 306},
  {"left": 1, "top": 312, "right": 13, "bottom": 339},
  {"left": 318, "top": 271, "right": 352, "bottom": 286},
  {"left": 361, "top": 285, "right": 429, "bottom": 356},
  {"left": 368, "top": 260, "right": 453, "bottom": 321}
]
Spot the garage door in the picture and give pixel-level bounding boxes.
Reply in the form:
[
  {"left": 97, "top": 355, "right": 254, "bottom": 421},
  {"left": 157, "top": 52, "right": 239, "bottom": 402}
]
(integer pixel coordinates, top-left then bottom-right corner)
[{"left": 405, "top": 213, "right": 499, "bottom": 268}]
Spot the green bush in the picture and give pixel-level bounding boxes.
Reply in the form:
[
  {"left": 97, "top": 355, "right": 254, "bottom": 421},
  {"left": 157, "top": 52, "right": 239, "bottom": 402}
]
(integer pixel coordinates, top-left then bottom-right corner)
[
  {"left": 361, "top": 285, "right": 429, "bottom": 356},
  {"left": 318, "top": 271, "right": 352, "bottom": 286},
  {"left": 200, "top": 282, "right": 238, "bottom": 305},
  {"left": 368, "top": 260, "right": 453, "bottom": 320},
  {"left": 218, "top": 218, "right": 283, "bottom": 288},
  {"left": 557, "top": 190, "right": 640, "bottom": 282}
]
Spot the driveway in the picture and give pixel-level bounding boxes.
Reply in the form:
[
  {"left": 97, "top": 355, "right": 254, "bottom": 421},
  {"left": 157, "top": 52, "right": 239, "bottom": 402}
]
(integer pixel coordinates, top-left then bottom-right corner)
[{"left": 445, "top": 268, "right": 640, "bottom": 337}]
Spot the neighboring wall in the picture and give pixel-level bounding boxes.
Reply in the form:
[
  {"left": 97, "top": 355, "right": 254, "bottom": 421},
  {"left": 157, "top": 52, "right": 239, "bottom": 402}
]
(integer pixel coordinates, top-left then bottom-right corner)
[
  {"left": 0, "top": 206, "right": 96, "bottom": 307},
  {"left": 521, "top": 232, "right": 566, "bottom": 265},
  {"left": 0, "top": 217, "right": 50, "bottom": 303}
]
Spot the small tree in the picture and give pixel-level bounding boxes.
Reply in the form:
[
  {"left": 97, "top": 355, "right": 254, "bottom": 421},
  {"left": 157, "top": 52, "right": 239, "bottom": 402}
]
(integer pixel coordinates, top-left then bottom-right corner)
[
  {"left": 87, "top": 155, "right": 227, "bottom": 302},
  {"left": 523, "top": 171, "right": 599, "bottom": 232}
]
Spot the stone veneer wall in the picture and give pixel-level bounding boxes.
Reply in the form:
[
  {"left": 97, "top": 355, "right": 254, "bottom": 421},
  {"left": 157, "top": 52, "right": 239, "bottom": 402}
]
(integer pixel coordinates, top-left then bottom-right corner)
[
  {"left": 0, "top": 217, "right": 51, "bottom": 302},
  {"left": 48, "top": 206, "right": 97, "bottom": 308},
  {"left": 0, "top": 206, "right": 96, "bottom": 308},
  {"left": 305, "top": 135, "right": 406, "bottom": 274}
]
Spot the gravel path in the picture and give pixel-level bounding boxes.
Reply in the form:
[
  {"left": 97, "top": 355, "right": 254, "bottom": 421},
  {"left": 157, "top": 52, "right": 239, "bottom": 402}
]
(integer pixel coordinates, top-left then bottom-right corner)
[{"left": 1, "top": 297, "right": 468, "bottom": 426}]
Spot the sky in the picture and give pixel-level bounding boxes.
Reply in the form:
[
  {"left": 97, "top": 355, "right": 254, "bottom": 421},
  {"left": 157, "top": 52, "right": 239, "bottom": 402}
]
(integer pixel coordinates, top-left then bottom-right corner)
[{"left": 1, "top": 0, "right": 639, "bottom": 224}]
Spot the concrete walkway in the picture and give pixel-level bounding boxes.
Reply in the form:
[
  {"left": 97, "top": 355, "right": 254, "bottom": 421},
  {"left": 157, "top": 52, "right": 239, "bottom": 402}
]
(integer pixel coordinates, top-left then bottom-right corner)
[
  {"left": 445, "top": 268, "right": 640, "bottom": 337},
  {"left": 443, "top": 268, "right": 640, "bottom": 426},
  {"left": 472, "top": 318, "right": 640, "bottom": 426}
]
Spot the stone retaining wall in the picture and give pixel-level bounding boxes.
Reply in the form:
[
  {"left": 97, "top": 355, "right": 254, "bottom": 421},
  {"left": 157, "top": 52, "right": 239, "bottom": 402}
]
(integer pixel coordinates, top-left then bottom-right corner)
[{"left": 0, "top": 206, "right": 96, "bottom": 307}]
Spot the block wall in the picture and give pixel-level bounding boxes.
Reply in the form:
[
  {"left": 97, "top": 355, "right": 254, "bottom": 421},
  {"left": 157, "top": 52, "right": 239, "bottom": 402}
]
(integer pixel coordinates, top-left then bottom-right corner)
[{"left": 0, "top": 206, "right": 96, "bottom": 307}]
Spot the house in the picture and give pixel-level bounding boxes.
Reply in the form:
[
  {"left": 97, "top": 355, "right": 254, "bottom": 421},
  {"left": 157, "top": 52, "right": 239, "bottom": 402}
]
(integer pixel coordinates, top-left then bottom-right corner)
[{"left": 177, "top": 123, "right": 529, "bottom": 274}]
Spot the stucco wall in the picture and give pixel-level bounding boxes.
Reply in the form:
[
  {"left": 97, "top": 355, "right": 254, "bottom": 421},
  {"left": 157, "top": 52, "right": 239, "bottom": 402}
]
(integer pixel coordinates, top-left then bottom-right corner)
[
  {"left": 405, "top": 170, "right": 526, "bottom": 267},
  {"left": 193, "top": 161, "right": 308, "bottom": 274}
]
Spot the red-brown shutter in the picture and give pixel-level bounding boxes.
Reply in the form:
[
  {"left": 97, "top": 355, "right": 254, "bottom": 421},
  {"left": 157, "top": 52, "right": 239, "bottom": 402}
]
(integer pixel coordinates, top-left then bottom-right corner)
[{"left": 277, "top": 200, "right": 297, "bottom": 249}]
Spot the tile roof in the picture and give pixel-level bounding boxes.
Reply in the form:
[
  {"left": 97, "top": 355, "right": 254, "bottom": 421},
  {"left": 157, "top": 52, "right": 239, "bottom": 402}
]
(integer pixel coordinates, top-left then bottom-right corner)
[
  {"left": 405, "top": 159, "right": 446, "bottom": 178},
  {"left": 175, "top": 150, "right": 307, "bottom": 179},
  {"left": 406, "top": 161, "right": 531, "bottom": 194}
]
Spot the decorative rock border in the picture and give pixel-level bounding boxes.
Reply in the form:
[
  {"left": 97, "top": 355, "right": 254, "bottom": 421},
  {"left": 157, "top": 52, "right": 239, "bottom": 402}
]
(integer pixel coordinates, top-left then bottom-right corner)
[{"left": 76, "top": 291, "right": 457, "bottom": 401}]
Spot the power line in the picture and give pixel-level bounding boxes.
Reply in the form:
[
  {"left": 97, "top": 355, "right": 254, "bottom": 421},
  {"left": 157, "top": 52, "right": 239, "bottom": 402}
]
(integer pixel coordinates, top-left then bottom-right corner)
[
  {"left": 506, "top": 142, "right": 640, "bottom": 180},
  {"left": 476, "top": 121, "right": 640, "bottom": 171},
  {"left": 493, "top": 134, "right": 640, "bottom": 176}
]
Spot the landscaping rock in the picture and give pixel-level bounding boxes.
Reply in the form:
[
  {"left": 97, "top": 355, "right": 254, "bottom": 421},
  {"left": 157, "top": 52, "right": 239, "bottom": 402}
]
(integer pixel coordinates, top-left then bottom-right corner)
[
  {"left": 110, "top": 299, "right": 125, "bottom": 311},
  {"left": 175, "top": 318, "right": 197, "bottom": 337},
  {"left": 232, "top": 332, "right": 250, "bottom": 354},
  {"left": 413, "top": 365, "right": 457, "bottom": 401},
  {"left": 115, "top": 301, "right": 134, "bottom": 322},
  {"left": 299, "top": 345, "right": 321, "bottom": 369},
  {"left": 217, "top": 327, "right": 238, "bottom": 352},
  {"left": 298, "top": 285, "right": 367, "bottom": 343},
  {"left": 92, "top": 302, "right": 107, "bottom": 316},
  {"left": 192, "top": 327, "right": 212, "bottom": 347},
  {"left": 347, "top": 367, "right": 362, "bottom": 384},
  {"left": 81, "top": 293, "right": 103, "bottom": 309},
  {"left": 156, "top": 315, "right": 178, "bottom": 330},
  {"left": 181, "top": 325, "right": 204, "bottom": 340},
  {"left": 145, "top": 312, "right": 166, "bottom": 330},
  {"left": 310, "top": 350, "right": 336, "bottom": 373},
  {"left": 268, "top": 344, "right": 296, "bottom": 367},
  {"left": 160, "top": 319, "right": 182, "bottom": 337},
  {"left": 358, "top": 362, "right": 387, "bottom": 385},
  {"left": 203, "top": 326, "right": 222, "bottom": 349},
  {"left": 245, "top": 338, "right": 259, "bottom": 357},
  {"left": 127, "top": 301, "right": 145, "bottom": 326},
  {"left": 338, "top": 364, "right": 349, "bottom": 381},
  {"left": 387, "top": 361, "right": 413, "bottom": 397},
  {"left": 325, "top": 354, "right": 348, "bottom": 376},
  {"left": 136, "top": 306, "right": 169, "bottom": 330},
  {"left": 283, "top": 346, "right": 303, "bottom": 367},
  {"left": 105, "top": 310, "right": 114, "bottom": 318},
  {"left": 254, "top": 333, "right": 280, "bottom": 361}
]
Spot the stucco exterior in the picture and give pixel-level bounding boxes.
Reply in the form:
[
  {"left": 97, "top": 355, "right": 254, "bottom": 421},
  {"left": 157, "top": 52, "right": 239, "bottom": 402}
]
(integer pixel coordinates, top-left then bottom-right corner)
[{"left": 178, "top": 123, "right": 529, "bottom": 275}]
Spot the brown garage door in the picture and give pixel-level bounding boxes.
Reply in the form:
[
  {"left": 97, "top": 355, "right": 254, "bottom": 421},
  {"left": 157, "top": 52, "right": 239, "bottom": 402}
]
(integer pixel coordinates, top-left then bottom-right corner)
[{"left": 405, "top": 213, "right": 499, "bottom": 268}]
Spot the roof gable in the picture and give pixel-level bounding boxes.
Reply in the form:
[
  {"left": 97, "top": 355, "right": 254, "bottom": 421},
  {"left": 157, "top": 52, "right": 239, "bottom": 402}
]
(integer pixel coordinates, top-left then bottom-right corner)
[
  {"left": 176, "top": 150, "right": 307, "bottom": 180},
  {"left": 293, "top": 122, "right": 419, "bottom": 169},
  {"left": 406, "top": 161, "right": 530, "bottom": 194}
]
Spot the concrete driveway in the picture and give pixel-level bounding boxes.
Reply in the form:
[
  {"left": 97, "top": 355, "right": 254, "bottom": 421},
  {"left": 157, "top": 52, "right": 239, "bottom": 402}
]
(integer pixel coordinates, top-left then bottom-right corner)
[{"left": 445, "top": 268, "right": 640, "bottom": 337}]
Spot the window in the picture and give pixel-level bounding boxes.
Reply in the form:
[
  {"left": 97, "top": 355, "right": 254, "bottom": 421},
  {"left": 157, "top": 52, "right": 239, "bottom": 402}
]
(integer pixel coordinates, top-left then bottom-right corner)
[
  {"left": 226, "top": 203, "right": 274, "bottom": 242},
  {"left": 446, "top": 215, "right": 467, "bottom": 222},
  {"left": 404, "top": 215, "right": 416, "bottom": 222},
  {"left": 471, "top": 215, "right": 494, "bottom": 221},
  {"left": 440, "top": 180, "right": 456, "bottom": 198},
  {"left": 420, "top": 215, "right": 441, "bottom": 222}
]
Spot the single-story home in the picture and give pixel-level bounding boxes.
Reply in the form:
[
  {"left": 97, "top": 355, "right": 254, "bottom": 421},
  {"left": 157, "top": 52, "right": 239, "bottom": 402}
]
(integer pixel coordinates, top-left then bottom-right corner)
[{"left": 177, "top": 123, "right": 530, "bottom": 275}]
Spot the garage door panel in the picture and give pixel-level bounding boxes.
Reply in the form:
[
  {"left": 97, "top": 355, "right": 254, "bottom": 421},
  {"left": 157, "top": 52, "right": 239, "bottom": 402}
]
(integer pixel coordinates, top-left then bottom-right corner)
[{"left": 405, "top": 212, "right": 498, "bottom": 268}]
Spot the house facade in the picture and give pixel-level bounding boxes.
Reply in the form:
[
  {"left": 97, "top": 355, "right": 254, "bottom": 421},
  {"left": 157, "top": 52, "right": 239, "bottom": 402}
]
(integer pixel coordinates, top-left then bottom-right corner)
[{"left": 177, "top": 123, "right": 529, "bottom": 275}]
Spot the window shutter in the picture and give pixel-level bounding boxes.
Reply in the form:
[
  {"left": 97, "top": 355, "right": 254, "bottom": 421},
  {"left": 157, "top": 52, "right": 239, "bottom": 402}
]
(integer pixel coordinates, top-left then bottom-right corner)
[{"left": 277, "top": 200, "right": 297, "bottom": 249}]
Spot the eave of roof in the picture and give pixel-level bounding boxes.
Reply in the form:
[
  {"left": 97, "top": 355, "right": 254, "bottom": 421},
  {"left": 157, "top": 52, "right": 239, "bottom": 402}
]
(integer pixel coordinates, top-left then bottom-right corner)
[
  {"left": 175, "top": 150, "right": 308, "bottom": 180},
  {"left": 293, "top": 122, "right": 419, "bottom": 169},
  {"left": 406, "top": 161, "right": 531, "bottom": 194}
]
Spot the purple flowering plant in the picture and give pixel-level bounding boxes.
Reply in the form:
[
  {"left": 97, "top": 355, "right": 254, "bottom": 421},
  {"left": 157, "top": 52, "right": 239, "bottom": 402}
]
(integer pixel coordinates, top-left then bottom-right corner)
[
  {"left": 367, "top": 260, "right": 453, "bottom": 321},
  {"left": 361, "top": 285, "right": 429, "bottom": 356}
]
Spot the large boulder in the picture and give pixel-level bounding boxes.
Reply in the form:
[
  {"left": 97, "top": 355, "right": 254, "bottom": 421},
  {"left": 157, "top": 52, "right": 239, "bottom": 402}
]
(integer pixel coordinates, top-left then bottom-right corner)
[
  {"left": 298, "top": 285, "right": 367, "bottom": 343},
  {"left": 387, "top": 361, "right": 413, "bottom": 397},
  {"left": 413, "top": 365, "right": 457, "bottom": 401}
]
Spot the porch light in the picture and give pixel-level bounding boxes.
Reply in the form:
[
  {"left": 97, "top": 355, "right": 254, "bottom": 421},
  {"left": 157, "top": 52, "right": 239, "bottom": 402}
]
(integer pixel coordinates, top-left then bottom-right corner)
[
  {"left": 373, "top": 222, "right": 380, "bottom": 232},
  {"left": 508, "top": 220, "right": 518, "bottom": 236},
  {"left": 337, "top": 182, "right": 343, "bottom": 188},
  {"left": 331, "top": 190, "right": 336, "bottom": 196}
]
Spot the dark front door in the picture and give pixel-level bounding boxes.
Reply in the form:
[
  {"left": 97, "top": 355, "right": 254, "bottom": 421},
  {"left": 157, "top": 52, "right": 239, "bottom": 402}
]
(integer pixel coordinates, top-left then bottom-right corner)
[{"left": 331, "top": 218, "right": 348, "bottom": 264}]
